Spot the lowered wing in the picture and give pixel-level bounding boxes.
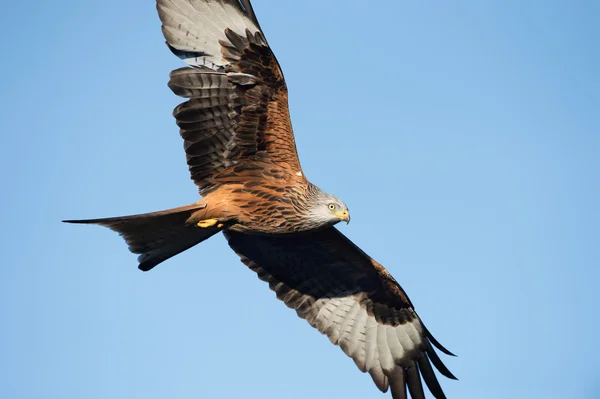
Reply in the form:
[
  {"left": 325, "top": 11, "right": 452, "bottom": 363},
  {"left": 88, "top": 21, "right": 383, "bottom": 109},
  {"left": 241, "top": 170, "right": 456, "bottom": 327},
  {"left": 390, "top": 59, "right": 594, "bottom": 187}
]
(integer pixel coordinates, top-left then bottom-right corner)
[{"left": 225, "top": 227, "right": 456, "bottom": 399}]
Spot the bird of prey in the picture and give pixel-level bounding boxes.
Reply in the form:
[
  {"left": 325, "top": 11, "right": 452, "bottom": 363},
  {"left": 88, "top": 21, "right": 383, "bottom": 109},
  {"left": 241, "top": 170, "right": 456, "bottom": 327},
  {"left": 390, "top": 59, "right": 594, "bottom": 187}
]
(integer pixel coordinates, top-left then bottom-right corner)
[{"left": 64, "top": 1, "right": 456, "bottom": 398}]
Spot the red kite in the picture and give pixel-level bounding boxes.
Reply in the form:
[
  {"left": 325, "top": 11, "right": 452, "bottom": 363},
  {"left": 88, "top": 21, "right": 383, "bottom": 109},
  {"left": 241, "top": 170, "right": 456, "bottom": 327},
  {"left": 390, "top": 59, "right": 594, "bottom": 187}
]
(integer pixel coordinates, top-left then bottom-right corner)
[{"left": 65, "top": 1, "right": 456, "bottom": 398}]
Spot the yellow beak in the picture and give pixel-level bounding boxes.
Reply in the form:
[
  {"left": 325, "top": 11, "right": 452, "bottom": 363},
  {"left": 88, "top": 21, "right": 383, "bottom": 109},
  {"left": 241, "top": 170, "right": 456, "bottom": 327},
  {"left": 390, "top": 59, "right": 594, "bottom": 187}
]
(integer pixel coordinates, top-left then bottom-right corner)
[{"left": 335, "top": 210, "right": 350, "bottom": 224}]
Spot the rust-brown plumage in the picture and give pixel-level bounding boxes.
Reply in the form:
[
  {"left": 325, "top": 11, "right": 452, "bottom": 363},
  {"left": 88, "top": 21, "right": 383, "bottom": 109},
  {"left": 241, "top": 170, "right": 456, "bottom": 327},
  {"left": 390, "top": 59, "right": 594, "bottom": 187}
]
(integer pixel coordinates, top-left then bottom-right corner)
[{"left": 64, "top": 1, "right": 456, "bottom": 397}]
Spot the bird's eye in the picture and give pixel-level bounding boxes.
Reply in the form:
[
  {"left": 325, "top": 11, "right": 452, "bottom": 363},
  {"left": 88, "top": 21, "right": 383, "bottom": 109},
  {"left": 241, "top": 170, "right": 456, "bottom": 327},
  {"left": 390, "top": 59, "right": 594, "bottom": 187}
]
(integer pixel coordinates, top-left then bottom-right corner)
[{"left": 328, "top": 203, "right": 336, "bottom": 211}]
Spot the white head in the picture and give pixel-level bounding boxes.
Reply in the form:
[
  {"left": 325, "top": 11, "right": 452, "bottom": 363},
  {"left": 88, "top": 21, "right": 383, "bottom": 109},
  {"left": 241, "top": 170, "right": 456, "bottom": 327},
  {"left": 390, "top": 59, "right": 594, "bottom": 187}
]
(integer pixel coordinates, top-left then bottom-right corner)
[{"left": 306, "top": 184, "right": 350, "bottom": 228}]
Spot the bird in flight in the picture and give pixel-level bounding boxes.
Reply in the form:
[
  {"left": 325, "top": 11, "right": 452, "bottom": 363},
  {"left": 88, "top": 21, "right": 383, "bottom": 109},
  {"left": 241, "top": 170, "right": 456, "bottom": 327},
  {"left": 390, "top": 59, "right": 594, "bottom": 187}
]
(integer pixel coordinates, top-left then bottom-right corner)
[{"left": 64, "top": 1, "right": 456, "bottom": 397}]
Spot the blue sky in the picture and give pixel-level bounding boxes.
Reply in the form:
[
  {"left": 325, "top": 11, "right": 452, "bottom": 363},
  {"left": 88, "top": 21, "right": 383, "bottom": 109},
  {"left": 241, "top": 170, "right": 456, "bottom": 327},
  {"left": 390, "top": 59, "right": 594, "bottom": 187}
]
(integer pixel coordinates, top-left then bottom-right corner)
[{"left": 1, "top": 0, "right": 599, "bottom": 398}]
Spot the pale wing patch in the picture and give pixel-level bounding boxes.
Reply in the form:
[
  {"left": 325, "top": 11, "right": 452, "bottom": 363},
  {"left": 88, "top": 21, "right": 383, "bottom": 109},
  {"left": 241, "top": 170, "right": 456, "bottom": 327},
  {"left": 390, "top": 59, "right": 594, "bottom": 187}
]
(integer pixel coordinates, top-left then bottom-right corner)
[
  {"left": 157, "top": 0, "right": 261, "bottom": 69},
  {"left": 285, "top": 292, "right": 425, "bottom": 381}
]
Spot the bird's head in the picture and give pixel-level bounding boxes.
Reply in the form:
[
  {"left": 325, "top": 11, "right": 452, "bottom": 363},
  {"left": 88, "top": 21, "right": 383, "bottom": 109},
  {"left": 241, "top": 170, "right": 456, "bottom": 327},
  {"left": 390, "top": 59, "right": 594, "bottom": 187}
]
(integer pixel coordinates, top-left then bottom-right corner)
[{"left": 307, "top": 184, "right": 350, "bottom": 227}]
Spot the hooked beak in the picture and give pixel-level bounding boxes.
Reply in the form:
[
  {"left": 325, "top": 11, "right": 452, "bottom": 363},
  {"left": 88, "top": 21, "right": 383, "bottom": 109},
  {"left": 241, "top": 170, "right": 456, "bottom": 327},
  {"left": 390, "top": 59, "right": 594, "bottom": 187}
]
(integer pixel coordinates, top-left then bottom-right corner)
[{"left": 336, "top": 210, "right": 350, "bottom": 224}]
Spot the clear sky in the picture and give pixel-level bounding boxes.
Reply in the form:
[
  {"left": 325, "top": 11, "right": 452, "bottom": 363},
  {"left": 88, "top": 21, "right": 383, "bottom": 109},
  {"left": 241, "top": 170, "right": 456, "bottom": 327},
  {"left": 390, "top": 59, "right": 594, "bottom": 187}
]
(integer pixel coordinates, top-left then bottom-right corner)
[{"left": 1, "top": 1, "right": 599, "bottom": 398}]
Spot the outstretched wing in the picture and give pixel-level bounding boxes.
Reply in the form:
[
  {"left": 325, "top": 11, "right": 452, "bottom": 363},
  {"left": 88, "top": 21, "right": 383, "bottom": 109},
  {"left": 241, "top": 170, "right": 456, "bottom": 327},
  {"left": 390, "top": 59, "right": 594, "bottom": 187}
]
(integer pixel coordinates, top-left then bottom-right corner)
[
  {"left": 157, "top": 0, "right": 305, "bottom": 196},
  {"left": 225, "top": 227, "right": 456, "bottom": 399}
]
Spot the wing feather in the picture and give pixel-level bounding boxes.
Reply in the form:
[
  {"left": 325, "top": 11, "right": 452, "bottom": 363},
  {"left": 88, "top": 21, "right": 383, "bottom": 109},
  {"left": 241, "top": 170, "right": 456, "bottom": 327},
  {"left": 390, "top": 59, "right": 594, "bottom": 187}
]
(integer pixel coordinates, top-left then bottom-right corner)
[
  {"left": 224, "top": 227, "right": 455, "bottom": 398},
  {"left": 157, "top": 0, "right": 305, "bottom": 196},
  {"left": 418, "top": 356, "right": 447, "bottom": 399},
  {"left": 337, "top": 299, "right": 362, "bottom": 353},
  {"left": 389, "top": 368, "right": 407, "bottom": 399},
  {"left": 406, "top": 363, "right": 426, "bottom": 399}
]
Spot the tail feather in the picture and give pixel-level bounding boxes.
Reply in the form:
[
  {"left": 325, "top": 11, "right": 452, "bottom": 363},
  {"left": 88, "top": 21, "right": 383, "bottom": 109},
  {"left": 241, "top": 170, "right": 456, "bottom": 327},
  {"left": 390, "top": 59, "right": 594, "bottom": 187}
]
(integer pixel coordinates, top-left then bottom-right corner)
[{"left": 63, "top": 203, "right": 221, "bottom": 271}]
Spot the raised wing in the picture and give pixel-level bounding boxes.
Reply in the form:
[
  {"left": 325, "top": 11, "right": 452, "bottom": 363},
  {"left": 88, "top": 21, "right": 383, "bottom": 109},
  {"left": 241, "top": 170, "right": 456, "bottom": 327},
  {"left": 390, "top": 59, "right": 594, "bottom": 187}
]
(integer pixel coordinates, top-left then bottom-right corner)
[
  {"left": 157, "top": 0, "right": 305, "bottom": 196},
  {"left": 225, "top": 227, "right": 456, "bottom": 399}
]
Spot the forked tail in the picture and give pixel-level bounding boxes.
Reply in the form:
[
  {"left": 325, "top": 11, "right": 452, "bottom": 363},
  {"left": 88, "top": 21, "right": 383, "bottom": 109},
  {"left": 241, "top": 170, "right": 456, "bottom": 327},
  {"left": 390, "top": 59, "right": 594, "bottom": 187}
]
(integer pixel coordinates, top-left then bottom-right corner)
[{"left": 63, "top": 203, "right": 221, "bottom": 271}]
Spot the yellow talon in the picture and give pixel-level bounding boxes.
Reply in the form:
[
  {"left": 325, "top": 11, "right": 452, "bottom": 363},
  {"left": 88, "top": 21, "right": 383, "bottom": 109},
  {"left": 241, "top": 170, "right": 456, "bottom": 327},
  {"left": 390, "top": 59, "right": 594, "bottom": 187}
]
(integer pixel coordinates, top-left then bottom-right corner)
[
  {"left": 217, "top": 223, "right": 224, "bottom": 228},
  {"left": 197, "top": 219, "right": 219, "bottom": 228}
]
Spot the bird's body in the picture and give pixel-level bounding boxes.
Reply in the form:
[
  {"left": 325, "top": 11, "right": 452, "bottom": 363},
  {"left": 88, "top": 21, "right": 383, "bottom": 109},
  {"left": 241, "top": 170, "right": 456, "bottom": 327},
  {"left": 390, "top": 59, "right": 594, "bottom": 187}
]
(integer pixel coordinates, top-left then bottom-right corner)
[
  {"left": 64, "top": 1, "right": 456, "bottom": 398},
  {"left": 191, "top": 180, "right": 344, "bottom": 234}
]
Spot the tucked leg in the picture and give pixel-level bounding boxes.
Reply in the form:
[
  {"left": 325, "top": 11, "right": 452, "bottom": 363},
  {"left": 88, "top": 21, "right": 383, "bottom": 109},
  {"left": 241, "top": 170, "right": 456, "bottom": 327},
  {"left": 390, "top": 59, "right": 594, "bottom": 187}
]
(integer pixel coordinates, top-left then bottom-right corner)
[{"left": 196, "top": 219, "right": 219, "bottom": 228}]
